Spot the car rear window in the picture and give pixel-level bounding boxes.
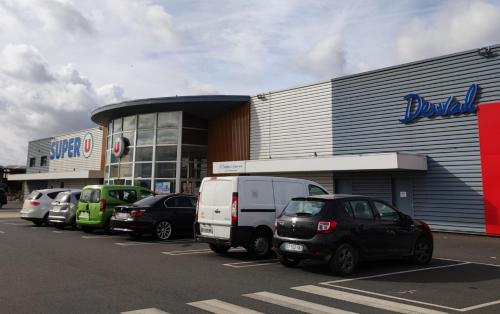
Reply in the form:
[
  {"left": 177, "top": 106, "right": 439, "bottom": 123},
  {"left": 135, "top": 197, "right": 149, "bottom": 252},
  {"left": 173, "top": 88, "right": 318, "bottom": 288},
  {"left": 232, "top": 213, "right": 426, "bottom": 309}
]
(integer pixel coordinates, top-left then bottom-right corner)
[
  {"left": 55, "top": 193, "right": 70, "bottom": 203},
  {"left": 80, "top": 189, "right": 101, "bottom": 203},
  {"left": 133, "top": 195, "right": 161, "bottom": 207},
  {"left": 27, "top": 191, "right": 42, "bottom": 200},
  {"left": 282, "top": 200, "right": 328, "bottom": 217}
]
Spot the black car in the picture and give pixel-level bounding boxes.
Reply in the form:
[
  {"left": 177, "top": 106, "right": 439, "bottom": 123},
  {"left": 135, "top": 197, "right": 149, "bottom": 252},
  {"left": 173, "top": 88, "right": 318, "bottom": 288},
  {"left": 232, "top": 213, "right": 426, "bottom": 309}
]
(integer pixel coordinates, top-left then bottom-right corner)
[
  {"left": 110, "top": 193, "right": 197, "bottom": 240},
  {"left": 0, "top": 189, "right": 7, "bottom": 209},
  {"left": 273, "top": 194, "right": 433, "bottom": 276}
]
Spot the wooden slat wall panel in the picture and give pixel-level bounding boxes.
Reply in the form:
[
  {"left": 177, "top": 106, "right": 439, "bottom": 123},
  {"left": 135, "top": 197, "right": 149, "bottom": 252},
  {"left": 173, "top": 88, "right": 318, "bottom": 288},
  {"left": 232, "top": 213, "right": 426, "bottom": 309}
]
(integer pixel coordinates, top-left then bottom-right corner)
[{"left": 208, "top": 103, "right": 250, "bottom": 175}]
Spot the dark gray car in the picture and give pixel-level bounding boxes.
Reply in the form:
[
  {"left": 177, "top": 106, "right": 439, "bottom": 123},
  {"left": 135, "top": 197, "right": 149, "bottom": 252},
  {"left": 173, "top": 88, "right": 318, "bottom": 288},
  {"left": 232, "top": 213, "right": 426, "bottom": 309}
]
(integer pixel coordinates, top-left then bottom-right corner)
[
  {"left": 48, "top": 190, "right": 81, "bottom": 229},
  {"left": 0, "top": 189, "right": 7, "bottom": 209}
]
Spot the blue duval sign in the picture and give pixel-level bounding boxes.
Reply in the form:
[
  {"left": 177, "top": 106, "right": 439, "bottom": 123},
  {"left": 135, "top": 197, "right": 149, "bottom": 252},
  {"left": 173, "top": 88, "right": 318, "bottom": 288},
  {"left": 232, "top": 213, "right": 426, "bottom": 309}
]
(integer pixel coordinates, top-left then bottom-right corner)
[{"left": 400, "top": 84, "right": 478, "bottom": 124}]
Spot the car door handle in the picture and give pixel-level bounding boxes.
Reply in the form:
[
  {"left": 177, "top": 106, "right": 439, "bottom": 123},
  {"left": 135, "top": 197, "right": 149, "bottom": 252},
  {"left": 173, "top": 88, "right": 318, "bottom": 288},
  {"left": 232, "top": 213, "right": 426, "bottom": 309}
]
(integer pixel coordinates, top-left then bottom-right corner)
[{"left": 214, "top": 209, "right": 221, "bottom": 214}]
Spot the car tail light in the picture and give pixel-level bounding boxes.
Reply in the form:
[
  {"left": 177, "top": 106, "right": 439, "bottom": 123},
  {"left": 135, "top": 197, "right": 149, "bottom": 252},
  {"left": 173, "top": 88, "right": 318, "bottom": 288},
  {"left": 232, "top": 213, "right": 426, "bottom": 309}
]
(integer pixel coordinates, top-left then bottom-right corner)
[
  {"left": 30, "top": 201, "right": 40, "bottom": 206},
  {"left": 317, "top": 220, "right": 337, "bottom": 234},
  {"left": 99, "top": 199, "right": 106, "bottom": 213},
  {"left": 418, "top": 220, "right": 433, "bottom": 236},
  {"left": 130, "top": 209, "right": 146, "bottom": 219},
  {"left": 231, "top": 192, "right": 238, "bottom": 226},
  {"left": 195, "top": 194, "right": 200, "bottom": 221}
]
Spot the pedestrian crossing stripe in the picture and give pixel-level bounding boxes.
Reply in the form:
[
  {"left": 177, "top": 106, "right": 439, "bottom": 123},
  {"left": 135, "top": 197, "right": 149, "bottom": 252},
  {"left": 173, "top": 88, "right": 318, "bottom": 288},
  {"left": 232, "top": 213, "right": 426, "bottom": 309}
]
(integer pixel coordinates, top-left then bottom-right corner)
[{"left": 188, "top": 299, "right": 263, "bottom": 314}]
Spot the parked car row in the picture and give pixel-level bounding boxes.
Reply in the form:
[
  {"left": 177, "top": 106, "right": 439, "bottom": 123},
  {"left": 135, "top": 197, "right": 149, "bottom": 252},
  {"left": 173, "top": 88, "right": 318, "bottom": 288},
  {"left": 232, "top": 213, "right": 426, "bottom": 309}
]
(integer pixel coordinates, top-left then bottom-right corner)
[{"left": 19, "top": 176, "right": 434, "bottom": 276}]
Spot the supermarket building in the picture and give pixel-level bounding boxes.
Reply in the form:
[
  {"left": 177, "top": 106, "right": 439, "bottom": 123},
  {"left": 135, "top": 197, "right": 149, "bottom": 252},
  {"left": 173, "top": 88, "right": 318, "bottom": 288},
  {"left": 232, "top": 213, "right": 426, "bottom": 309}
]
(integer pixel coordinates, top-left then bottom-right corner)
[{"left": 12, "top": 45, "right": 500, "bottom": 236}]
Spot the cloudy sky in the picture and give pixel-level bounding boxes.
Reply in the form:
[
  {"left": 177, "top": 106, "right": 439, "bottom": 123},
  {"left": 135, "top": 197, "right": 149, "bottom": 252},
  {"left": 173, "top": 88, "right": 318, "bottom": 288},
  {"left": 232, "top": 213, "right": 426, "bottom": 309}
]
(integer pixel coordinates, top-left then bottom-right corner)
[{"left": 1, "top": 0, "right": 500, "bottom": 165}]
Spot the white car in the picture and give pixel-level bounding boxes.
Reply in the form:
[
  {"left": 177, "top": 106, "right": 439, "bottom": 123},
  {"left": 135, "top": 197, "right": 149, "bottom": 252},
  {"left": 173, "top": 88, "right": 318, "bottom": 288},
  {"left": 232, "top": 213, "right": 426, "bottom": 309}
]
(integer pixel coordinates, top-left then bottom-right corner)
[
  {"left": 195, "top": 176, "right": 328, "bottom": 258},
  {"left": 20, "top": 188, "right": 71, "bottom": 226}
]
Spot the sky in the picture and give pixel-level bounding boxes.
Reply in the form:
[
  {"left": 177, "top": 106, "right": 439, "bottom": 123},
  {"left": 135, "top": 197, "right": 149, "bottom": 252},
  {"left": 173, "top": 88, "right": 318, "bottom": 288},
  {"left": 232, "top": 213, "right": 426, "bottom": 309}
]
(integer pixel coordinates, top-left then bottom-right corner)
[{"left": 1, "top": 0, "right": 500, "bottom": 165}]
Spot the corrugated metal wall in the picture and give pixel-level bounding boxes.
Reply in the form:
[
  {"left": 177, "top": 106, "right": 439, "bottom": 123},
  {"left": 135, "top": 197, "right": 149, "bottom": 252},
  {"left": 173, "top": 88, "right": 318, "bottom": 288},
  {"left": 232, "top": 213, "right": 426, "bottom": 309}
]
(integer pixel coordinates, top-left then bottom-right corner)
[
  {"left": 256, "top": 172, "right": 334, "bottom": 194},
  {"left": 250, "top": 81, "right": 333, "bottom": 160},
  {"left": 331, "top": 46, "right": 500, "bottom": 233},
  {"left": 26, "top": 138, "right": 51, "bottom": 174}
]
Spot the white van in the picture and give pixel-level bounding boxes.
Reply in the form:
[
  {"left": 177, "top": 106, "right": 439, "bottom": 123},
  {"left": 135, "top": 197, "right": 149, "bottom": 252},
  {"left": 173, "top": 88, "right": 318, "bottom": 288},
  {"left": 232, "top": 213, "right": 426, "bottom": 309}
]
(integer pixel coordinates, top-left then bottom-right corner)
[{"left": 195, "top": 176, "right": 328, "bottom": 257}]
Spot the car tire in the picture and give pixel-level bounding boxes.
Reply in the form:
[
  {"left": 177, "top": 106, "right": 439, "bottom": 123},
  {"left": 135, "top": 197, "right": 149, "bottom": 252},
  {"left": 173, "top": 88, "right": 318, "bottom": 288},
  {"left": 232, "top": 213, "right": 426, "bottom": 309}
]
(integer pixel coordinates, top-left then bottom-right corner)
[
  {"left": 411, "top": 237, "right": 433, "bottom": 265},
  {"left": 42, "top": 213, "right": 50, "bottom": 226},
  {"left": 154, "top": 220, "right": 173, "bottom": 241},
  {"left": 279, "top": 254, "right": 301, "bottom": 267},
  {"left": 329, "top": 243, "right": 358, "bottom": 276},
  {"left": 247, "top": 230, "right": 272, "bottom": 258},
  {"left": 209, "top": 243, "right": 230, "bottom": 254},
  {"left": 81, "top": 226, "right": 93, "bottom": 233}
]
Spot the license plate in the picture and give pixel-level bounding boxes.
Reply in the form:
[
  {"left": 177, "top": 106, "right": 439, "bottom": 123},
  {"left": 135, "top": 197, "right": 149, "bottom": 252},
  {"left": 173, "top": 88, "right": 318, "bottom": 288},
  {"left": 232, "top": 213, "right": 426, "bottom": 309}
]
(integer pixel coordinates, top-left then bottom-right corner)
[
  {"left": 283, "top": 243, "right": 304, "bottom": 252},
  {"left": 116, "top": 212, "right": 129, "bottom": 220},
  {"left": 200, "top": 224, "right": 213, "bottom": 235},
  {"left": 79, "top": 212, "right": 89, "bottom": 219}
]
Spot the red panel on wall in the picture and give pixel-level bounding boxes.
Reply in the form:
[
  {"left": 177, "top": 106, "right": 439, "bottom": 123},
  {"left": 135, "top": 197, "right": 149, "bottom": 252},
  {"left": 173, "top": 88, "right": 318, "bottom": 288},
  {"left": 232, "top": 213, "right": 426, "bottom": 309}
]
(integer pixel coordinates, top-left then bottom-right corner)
[{"left": 478, "top": 103, "right": 500, "bottom": 236}]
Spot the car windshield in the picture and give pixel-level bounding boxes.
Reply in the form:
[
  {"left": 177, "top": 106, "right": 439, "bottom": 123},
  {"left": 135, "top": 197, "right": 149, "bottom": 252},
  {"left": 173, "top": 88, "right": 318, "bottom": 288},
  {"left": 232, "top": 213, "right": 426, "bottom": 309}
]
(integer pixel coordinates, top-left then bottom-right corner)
[
  {"left": 282, "top": 200, "right": 327, "bottom": 217},
  {"left": 133, "top": 195, "right": 161, "bottom": 207},
  {"left": 54, "top": 193, "right": 70, "bottom": 203},
  {"left": 80, "top": 188, "right": 101, "bottom": 203}
]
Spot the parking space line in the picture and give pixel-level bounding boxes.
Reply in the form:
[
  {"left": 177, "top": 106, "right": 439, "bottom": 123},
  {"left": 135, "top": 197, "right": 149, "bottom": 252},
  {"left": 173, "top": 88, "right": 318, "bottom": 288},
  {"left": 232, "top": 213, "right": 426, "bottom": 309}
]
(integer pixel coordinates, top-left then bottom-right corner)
[
  {"left": 121, "top": 307, "right": 169, "bottom": 314},
  {"left": 115, "top": 242, "right": 159, "bottom": 246},
  {"left": 3, "top": 222, "right": 27, "bottom": 226},
  {"left": 0, "top": 230, "right": 5, "bottom": 234},
  {"left": 244, "top": 291, "right": 357, "bottom": 314},
  {"left": 223, "top": 259, "right": 279, "bottom": 268},
  {"left": 52, "top": 230, "right": 64, "bottom": 234},
  {"left": 81, "top": 235, "right": 123, "bottom": 239},
  {"left": 435, "top": 257, "right": 500, "bottom": 268},
  {"left": 460, "top": 299, "right": 500, "bottom": 312},
  {"left": 320, "top": 262, "right": 470, "bottom": 285},
  {"left": 188, "top": 299, "right": 263, "bottom": 314},
  {"left": 293, "top": 285, "right": 447, "bottom": 314},
  {"left": 162, "top": 248, "right": 213, "bottom": 256}
]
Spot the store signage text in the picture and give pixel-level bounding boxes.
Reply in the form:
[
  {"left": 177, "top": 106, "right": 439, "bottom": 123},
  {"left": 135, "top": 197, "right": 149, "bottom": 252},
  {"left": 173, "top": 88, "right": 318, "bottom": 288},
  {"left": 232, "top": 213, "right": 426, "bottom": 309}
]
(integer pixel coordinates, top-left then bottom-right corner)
[
  {"left": 49, "top": 132, "right": 93, "bottom": 160},
  {"left": 400, "top": 84, "right": 478, "bottom": 124}
]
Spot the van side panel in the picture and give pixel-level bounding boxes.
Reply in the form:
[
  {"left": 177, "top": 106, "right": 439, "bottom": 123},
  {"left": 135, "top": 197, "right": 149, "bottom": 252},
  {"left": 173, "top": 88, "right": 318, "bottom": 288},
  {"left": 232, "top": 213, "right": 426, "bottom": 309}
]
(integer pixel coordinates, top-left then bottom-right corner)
[
  {"left": 273, "top": 180, "right": 308, "bottom": 217},
  {"left": 238, "top": 178, "right": 275, "bottom": 230}
]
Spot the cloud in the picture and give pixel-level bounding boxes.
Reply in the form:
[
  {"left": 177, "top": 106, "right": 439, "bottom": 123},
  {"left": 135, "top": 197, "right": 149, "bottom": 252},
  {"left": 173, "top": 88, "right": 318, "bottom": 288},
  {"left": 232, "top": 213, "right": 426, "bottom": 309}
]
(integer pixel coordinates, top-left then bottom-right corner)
[
  {"left": 0, "top": 43, "right": 125, "bottom": 165},
  {"left": 397, "top": 0, "right": 500, "bottom": 62},
  {"left": 300, "top": 35, "right": 347, "bottom": 79}
]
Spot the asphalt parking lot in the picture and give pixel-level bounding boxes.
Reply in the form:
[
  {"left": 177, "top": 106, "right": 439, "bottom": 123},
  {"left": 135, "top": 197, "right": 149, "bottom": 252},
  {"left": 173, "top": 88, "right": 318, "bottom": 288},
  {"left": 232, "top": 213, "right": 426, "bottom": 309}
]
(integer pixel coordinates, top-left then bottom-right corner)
[{"left": 0, "top": 214, "right": 499, "bottom": 314}]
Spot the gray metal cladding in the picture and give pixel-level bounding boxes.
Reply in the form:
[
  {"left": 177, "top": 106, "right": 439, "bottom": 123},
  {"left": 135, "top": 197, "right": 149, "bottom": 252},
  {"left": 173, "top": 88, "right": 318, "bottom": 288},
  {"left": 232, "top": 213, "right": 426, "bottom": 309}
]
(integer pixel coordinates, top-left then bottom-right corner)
[
  {"left": 331, "top": 46, "right": 500, "bottom": 233},
  {"left": 26, "top": 138, "right": 51, "bottom": 174},
  {"left": 257, "top": 172, "right": 334, "bottom": 194},
  {"left": 250, "top": 81, "right": 333, "bottom": 160}
]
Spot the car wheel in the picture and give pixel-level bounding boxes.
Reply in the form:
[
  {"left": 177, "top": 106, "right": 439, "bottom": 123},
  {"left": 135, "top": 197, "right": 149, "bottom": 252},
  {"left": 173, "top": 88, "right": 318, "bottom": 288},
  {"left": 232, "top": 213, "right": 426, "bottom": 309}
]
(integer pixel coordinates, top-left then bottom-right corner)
[
  {"left": 209, "top": 243, "right": 230, "bottom": 254},
  {"left": 155, "top": 220, "right": 173, "bottom": 241},
  {"left": 42, "top": 213, "right": 50, "bottom": 226},
  {"left": 247, "top": 230, "right": 272, "bottom": 258},
  {"left": 279, "top": 254, "right": 301, "bottom": 267},
  {"left": 329, "top": 243, "right": 358, "bottom": 276},
  {"left": 81, "top": 226, "right": 93, "bottom": 233},
  {"left": 411, "top": 237, "right": 433, "bottom": 265}
]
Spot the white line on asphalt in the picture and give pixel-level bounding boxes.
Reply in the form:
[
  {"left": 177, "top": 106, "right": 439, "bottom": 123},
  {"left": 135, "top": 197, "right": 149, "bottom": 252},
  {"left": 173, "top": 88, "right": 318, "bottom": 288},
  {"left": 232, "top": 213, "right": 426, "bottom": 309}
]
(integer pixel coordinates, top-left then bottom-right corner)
[
  {"left": 121, "top": 307, "right": 169, "bottom": 314},
  {"left": 0, "top": 230, "right": 5, "bottom": 234},
  {"left": 459, "top": 299, "right": 500, "bottom": 312},
  {"left": 115, "top": 239, "right": 197, "bottom": 246},
  {"left": 320, "top": 262, "right": 470, "bottom": 284},
  {"left": 161, "top": 249, "right": 213, "bottom": 256},
  {"left": 244, "top": 291, "right": 357, "bottom": 314},
  {"left": 223, "top": 259, "right": 279, "bottom": 268},
  {"left": 293, "top": 285, "right": 447, "bottom": 314},
  {"left": 435, "top": 257, "right": 500, "bottom": 268},
  {"left": 3, "top": 222, "right": 27, "bottom": 225},
  {"left": 115, "top": 242, "right": 159, "bottom": 246},
  {"left": 188, "top": 299, "right": 263, "bottom": 314},
  {"left": 52, "top": 230, "right": 64, "bottom": 234},
  {"left": 81, "top": 235, "right": 123, "bottom": 239}
]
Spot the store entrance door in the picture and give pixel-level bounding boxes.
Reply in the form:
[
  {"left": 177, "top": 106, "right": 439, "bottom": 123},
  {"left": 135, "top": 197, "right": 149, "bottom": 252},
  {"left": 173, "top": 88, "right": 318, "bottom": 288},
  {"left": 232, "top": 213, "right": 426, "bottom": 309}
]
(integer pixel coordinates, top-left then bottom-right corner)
[{"left": 392, "top": 178, "right": 414, "bottom": 217}]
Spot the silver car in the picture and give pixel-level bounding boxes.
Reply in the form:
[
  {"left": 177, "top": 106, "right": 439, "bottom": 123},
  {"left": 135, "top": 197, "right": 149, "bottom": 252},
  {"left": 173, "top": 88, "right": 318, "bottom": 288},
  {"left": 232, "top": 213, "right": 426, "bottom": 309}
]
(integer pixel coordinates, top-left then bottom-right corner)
[
  {"left": 48, "top": 190, "right": 82, "bottom": 229},
  {"left": 20, "top": 188, "right": 70, "bottom": 226}
]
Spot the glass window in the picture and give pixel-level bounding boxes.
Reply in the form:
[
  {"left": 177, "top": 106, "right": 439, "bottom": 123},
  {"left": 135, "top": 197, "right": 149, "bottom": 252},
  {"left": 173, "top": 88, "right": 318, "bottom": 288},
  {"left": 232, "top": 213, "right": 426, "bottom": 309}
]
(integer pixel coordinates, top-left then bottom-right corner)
[
  {"left": 122, "top": 131, "right": 135, "bottom": 146},
  {"left": 27, "top": 191, "right": 42, "bottom": 200},
  {"left": 373, "top": 201, "right": 400, "bottom": 222},
  {"left": 166, "top": 196, "right": 193, "bottom": 207},
  {"left": 135, "top": 180, "right": 152, "bottom": 190},
  {"left": 105, "top": 165, "right": 110, "bottom": 177},
  {"left": 55, "top": 192, "right": 70, "bottom": 203},
  {"left": 134, "top": 163, "right": 152, "bottom": 178},
  {"left": 282, "top": 200, "right": 327, "bottom": 217},
  {"left": 120, "top": 148, "right": 134, "bottom": 163},
  {"left": 137, "top": 130, "right": 154, "bottom": 146},
  {"left": 140, "top": 189, "right": 154, "bottom": 199},
  {"left": 107, "top": 136, "right": 111, "bottom": 149},
  {"left": 123, "top": 115, "right": 136, "bottom": 131},
  {"left": 156, "top": 146, "right": 177, "bottom": 161},
  {"left": 154, "top": 180, "right": 175, "bottom": 194},
  {"left": 339, "top": 201, "right": 354, "bottom": 218},
  {"left": 309, "top": 185, "right": 327, "bottom": 196},
  {"left": 135, "top": 147, "right": 153, "bottom": 161},
  {"left": 108, "top": 120, "right": 113, "bottom": 133},
  {"left": 109, "top": 189, "right": 137, "bottom": 203},
  {"left": 80, "top": 189, "right": 100, "bottom": 203},
  {"left": 155, "top": 163, "right": 176, "bottom": 178},
  {"left": 349, "top": 200, "right": 374, "bottom": 220},
  {"left": 110, "top": 165, "right": 119, "bottom": 177},
  {"left": 158, "top": 112, "right": 179, "bottom": 128},
  {"left": 120, "top": 163, "right": 132, "bottom": 177},
  {"left": 40, "top": 156, "right": 48, "bottom": 167},
  {"left": 29, "top": 158, "right": 36, "bottom": 167},
  {"left": 113, "top": 118, "right": 122, "bottom": 133},
  {"left": 156, "top": 128, "right": 178, "bottom": 144},
  {"left": 138, "top": 113, "right": 155, "bottom": 129},
  {"left": 110, "top": 152, "right": 118, "bottom": 163}
]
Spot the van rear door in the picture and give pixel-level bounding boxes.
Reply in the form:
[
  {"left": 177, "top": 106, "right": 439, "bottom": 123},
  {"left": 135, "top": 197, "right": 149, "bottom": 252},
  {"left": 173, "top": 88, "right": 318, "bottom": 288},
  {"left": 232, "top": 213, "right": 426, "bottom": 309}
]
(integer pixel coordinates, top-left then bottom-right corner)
[{"left": 198, "top": 178, "right": 234, "bottom": 238}]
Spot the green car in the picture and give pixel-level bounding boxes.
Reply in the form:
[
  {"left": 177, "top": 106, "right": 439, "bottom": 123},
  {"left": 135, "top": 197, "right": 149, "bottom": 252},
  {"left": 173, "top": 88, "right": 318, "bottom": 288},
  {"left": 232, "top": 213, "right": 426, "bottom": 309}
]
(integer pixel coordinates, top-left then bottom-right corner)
[{"left": 76, "top": 185, "right": 154, "bottom": 233}]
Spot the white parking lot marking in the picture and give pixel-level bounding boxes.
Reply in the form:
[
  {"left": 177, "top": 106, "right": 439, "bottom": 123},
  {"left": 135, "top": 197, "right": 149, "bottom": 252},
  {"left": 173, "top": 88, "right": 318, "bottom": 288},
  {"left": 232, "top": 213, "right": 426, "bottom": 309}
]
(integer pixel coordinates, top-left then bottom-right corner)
[
  {"left": 115, "top": 242, "right": 159, "bottom": 246},
  {"left": 0, "top": 230, "right": 5, "bottom": 234},
  {"left": 223, "top": 259, "right": 278, "bottom": 268},
  {"left": 293, "top": 285, "right": 448, "bottom": 314},
  {"left": 115, "top": 239, "right": 196, "bottom": 246},
  {"left": 121, "top": 308, "right": 169, "bottom": 314},
  {"left": 320, "top": 262, "right": 469, "bottom": 284},
  {"left": 188, "top": 299, "right": 263, "bottom": 314},
  {"left": 244, "top": 291, "right": 357, "bottom": 314},
  {"left": 52, "top": 230, "right": 64, "bottom": 234},
  {"left": 81, "top": 235, "right": 122, "bottom": 239},
  {"left": 162, "top": 248, "right": 245, "bottom": 256},
  {"left": 3, "top": 222, "right": 27, "bottom": 226},
  {"left": 435, "top": 257, "right": 500, "bottom": 268}
]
